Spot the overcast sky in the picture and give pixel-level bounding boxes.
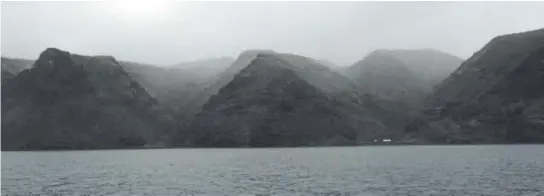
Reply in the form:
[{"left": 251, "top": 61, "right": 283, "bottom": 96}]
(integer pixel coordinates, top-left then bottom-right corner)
[{"left": 2, "top": 1, "right": 544, "bottom": 66}]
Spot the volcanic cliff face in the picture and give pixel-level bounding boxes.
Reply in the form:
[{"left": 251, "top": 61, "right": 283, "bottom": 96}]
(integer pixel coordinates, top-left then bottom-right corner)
[
  {"left": 406, "top": 29, "right": 544, "bottom": 143},
  {"left": 177, "top": 52, "right": 393, "bottom": 147},
  {"left": 1, "top": 48, "right": 173, "bottom": 150}
]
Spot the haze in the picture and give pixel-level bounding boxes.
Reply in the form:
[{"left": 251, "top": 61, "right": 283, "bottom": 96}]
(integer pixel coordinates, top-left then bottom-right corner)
[{"left": 2, "top": 1, "right": 544, "bottom": 66}]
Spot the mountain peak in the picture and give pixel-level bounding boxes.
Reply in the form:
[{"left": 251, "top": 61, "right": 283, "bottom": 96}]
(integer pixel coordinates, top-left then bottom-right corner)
[
  {"left": 34, "top": 48, "right": 74, "bottom": 69},
  {"left": 409, "top": 28, "right": 544, "bottom": 143}
]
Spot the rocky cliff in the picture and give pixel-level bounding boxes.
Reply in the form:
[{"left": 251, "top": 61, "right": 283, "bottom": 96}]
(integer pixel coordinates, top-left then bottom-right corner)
[
  {"left": 177, "top": 52, "right": 392, "bottom": 147},
  {"left": 406, "top": 29, "right": 544, "bottom": 144},
  {"left": 1, "top": 48, "right": 173, "bottom": 150}
]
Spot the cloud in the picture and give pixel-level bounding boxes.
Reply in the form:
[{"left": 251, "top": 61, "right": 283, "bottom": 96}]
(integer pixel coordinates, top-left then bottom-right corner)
[{"left": 2, "top": 1, "right": 543, "bottom": 66}]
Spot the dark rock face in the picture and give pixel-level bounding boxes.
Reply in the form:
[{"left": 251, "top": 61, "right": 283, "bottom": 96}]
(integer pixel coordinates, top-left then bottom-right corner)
[
  {"left": 1, "top": 48, "right": 173, "bottom": 150},
  {"left": 178, "top": 53, "right": 391, "bottom": 147},
  {"left": 407, "top": 29, "right": 544, "bottom": 144}
]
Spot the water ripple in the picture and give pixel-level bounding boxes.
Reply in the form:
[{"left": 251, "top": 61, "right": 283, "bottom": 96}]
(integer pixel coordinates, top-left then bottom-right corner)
[{"left": 2, "top": 145, "right": 544, "bottom": 195}]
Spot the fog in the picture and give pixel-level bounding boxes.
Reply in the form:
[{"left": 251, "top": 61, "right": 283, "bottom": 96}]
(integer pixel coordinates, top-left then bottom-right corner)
[{"left": 2, "top": 1, "right": 544, "bottom": 66}]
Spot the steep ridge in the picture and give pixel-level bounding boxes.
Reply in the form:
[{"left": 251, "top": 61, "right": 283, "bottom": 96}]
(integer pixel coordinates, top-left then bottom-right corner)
[
  {"left": 177, "top": 53, "right": 390, "bottom": 147},
  {"left": 277, "top": 53, "right": 417, "bottom": 133},
  {"left": 406, "top": 29, "right": 544, "bottom": 143},
  {"left": 179, "top": 50, "right": 275, "bottom": 119},
  {"left": 1, "top": 48, "right": 173, "bottom": 150},
  {"left": 276, "top": 53, "right": 359, "bottom": 94}
]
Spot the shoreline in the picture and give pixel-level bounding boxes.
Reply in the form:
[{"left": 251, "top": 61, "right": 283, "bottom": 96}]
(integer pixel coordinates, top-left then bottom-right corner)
[{"left": 2, "top": 142, "right": 543, "bottom": 152}]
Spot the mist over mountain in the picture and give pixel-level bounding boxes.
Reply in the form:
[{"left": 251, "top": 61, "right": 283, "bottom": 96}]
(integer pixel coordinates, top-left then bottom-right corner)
[
  {"left": 1, "top": 57, "right": 34, "bottom": 84},
  {"left": 345, "top": 49, "right": 463, "bottom": 102},
  {"left": 384, "top": 49, "right": 464, "bottom": 85},
  {"left": 119, "top": 57, "right": 233, "bottom": 109},
  {"left": 2, "top": 27, "right": 544, "bottom": 150},
  {"left": 172, "top": 57, "right": 235, "bottom": 79},
  {"left": 4, "top": 3, "right": 544, "bottom": 196},
  {"left": 406, "top": 28, "right": 544, "bottom": 144},
  {"left": 178, "top": 50, "right": 276, "bottom": 119},
  {"left": 342, "top": 49, "right": 463, "bottom": 128},
  {"left": 178, "top": 52, "right": 394, "bottom": 147},
  {"left": 1, "top": 48, "right": 173, "bottom": 150}
]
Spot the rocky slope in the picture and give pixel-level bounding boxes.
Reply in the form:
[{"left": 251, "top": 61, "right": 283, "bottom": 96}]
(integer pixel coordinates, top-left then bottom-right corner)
[
  {"left": 1, "top": 48, "right": 173, "bottom": 150},
  {"left": 179, "top": 50, "right": 275, "bottom": 119},
  {"left": 406, "top": 29, "right": 544, "bottom": 144},
  {"left": 177, "top": 52, "right": 395, "bottom": 147},
  {"left": 182, "top": 51, "right": 365, "bottom": 115}
]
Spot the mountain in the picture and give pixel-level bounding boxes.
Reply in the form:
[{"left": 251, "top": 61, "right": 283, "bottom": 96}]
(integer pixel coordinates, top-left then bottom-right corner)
[
  {"left": 345, "top": 49, "right": 463, "bottom": 102},
  {"left": 1, "top": 48, "right": 173, "bottom": 150},
  {"left": 343, "top": 49, "right": 463, "bottom": 126},
  {"left": 119, "top": 58, "right": 234, "bottom": 110},
  {"left": 176, "top": 52, "right": 396, "bottom": 147},
  {"left": 1, "top": 57, "right": 34, "bottom": 83},
  {"left": 406, "top": 28, "right": 544, "bottom": 144},
  {"left": 182, "top": 51, "right": 363, "bottom": 114},
  {"left": 119, "top": 61, "right": 205, "bottom": 110},
  {"left": 346, "top": 50, "right": 429, "bottom": 102},
  {"left": 178, "top": 50, "right": 275, "bottom": 119}
]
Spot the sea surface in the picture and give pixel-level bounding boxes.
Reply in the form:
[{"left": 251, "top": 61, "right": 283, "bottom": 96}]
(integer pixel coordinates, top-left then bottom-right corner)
[{"left": 2, "top": 145, "right": 544, "bottom": 196}]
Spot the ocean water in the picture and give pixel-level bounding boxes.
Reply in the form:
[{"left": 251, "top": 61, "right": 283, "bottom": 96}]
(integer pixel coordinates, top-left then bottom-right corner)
[{"left": 2, "top": 145, "right": 544, "bottom": 196}]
